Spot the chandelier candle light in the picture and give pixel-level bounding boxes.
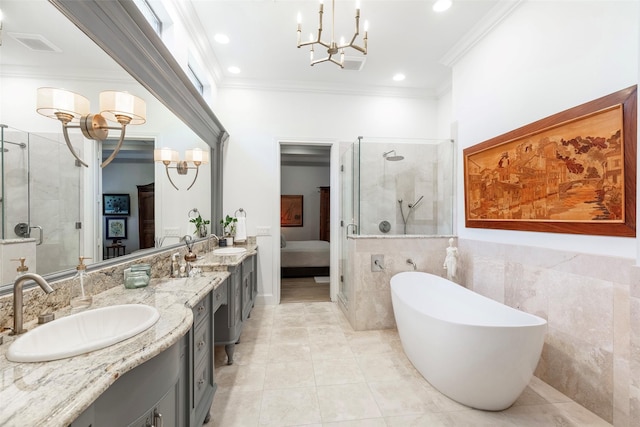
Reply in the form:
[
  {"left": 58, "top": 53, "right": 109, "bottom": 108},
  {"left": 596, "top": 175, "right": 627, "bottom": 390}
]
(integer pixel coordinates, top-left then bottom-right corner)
[{"left": 297, "top": 0, "right": 368, "bottom": 68}]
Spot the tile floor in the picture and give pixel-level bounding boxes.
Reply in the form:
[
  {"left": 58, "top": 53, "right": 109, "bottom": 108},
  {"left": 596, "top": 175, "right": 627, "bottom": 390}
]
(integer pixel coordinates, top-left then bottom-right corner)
[{"left": 207, "top": 302, "right": 611, "bottom": 426}]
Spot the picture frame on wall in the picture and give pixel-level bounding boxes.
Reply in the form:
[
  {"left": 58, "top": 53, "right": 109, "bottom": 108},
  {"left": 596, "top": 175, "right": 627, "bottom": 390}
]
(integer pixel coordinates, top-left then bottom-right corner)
[
  {"left": 281, "top": 195, "right": 303, "bottom": 227},
  {"left": 463, "top": 85, "right": 637, "bottom": 237},
  {"left": 106, "top": 217, "right": 128, "bottom": 240},
  {"left": 103, "top": 193, "right": 130, "bottom": 215}
]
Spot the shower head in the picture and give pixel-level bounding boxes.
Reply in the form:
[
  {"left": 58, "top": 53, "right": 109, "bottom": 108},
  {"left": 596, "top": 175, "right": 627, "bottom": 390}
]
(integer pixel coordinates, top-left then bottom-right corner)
[{"left": 383, "top": 150, "right": 404, "bottom": 161}]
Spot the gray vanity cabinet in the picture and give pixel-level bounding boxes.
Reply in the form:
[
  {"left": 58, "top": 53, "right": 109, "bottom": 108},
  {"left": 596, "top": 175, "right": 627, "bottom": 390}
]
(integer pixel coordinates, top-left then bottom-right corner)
[
  {"left": 215, "top": 253, "right": 256, "bottom": 365},
  {"left": 188, "top": 287, "right": 218, "bottom": 427},
  {"left": 69, "top": 338, "right": 183, "bottom": 427}
]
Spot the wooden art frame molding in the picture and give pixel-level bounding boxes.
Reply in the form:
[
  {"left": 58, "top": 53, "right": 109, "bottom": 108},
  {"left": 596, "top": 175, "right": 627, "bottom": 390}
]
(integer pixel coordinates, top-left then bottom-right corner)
[
  {"left": 463, "top": 85, "right": 637, "bottom": 237},
  {"left": 281, "top": 195, "right": 304, "bottom": 227}
]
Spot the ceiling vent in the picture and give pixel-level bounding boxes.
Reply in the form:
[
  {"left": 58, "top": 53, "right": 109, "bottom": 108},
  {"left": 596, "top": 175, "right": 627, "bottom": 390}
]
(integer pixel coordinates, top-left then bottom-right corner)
[
  {"left": 342, "top": 56, "right": 366, "bottom": 71},
  {"left": 9, "top": 33, "right": 61, "bottom": 52}
]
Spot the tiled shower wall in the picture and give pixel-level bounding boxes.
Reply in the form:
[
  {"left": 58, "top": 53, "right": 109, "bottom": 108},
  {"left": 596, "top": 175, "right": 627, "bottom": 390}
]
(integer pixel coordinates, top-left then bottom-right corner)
[{"left": 459, "top": 239, "right": 639, "bottom": 425}]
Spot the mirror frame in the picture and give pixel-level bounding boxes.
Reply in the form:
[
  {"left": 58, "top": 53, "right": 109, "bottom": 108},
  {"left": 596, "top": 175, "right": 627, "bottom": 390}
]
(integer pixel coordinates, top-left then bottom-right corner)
[{"left": 0, "top": 0, "right": 227, "bottom": 294}]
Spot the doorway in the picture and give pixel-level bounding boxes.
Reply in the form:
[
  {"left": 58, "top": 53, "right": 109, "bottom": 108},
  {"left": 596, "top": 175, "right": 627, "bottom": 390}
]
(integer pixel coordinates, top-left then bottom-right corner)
[
  {"left": 279, "top": 143, "right": 332, "bottom": 303},
  {"left": 101, "top": 138, "right": 155, "bottom": 259}
]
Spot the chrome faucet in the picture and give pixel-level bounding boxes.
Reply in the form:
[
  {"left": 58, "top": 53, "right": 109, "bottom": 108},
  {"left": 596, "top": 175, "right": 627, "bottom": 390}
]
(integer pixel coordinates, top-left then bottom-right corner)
[{"left": 11, "top": 273, "right": 54, "bottom": 335}]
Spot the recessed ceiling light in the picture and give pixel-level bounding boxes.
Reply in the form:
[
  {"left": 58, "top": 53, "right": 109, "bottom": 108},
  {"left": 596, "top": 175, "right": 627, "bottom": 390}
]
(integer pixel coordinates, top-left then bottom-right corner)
[
  {"left": 393, "top": 73, "right": 406, "bottom": 82},
  {"left": 214, "top": 33, "right": 230, "bottom": 44},
  {"left": 433, "top": 0, "right": 452, "bottom": 12},
  {"left": 228, "top": 66, "right": 241, "bottom": 74}
]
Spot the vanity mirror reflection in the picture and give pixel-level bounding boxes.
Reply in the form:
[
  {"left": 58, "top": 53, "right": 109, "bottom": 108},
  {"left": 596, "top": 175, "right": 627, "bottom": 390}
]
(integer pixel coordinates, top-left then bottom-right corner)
[{"left": 0, "top": 0, "right": 226, "bottom": 289}]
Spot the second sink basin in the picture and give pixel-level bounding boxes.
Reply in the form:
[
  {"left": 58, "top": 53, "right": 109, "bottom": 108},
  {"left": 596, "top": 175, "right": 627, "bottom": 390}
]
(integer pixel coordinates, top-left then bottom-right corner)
[
  {"left": 213, "top": 247, "right": 247, "bottom": 255},
  {"left": 6, "top": 304, "right": 160, "bottom": 363}
]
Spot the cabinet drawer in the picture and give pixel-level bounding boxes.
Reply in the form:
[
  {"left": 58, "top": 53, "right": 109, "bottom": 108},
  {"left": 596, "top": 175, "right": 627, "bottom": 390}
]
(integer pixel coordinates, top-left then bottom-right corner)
[
  {"left": 193, "top": 357, "right": 211, "bottom": 408},
  {"left": 213, "top": 282, "right": 227, "bottom": 311},
  {"left": 193, "top": 315, "right": 210, "bottom": 369},
  {"left": 192, "top": 294, "right": 211, "bottom": 327}
]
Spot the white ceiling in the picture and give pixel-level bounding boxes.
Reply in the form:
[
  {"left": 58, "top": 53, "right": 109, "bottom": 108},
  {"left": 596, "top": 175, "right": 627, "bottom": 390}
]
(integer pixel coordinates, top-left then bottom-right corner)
[
  {"left": 177, "top": 0, "right": 510, "bottom": 98},
  {"left": 1, "top": 0, "right": 514, "bottom": 98}
]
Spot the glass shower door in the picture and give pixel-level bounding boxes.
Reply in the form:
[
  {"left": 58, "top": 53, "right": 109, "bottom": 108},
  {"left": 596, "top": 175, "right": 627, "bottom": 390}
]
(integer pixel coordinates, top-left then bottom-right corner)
[
  {"left": 339, "top": 139, "right": 360, "bottom": 305},
  {"left": 0, "top": 125, "right": 82, "bottom": 281}
]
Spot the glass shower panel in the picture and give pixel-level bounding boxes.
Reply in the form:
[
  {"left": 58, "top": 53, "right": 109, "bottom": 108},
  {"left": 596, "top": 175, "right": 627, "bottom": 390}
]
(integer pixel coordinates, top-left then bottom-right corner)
[
  {"left": 357, "top": 138, "right": 454, "bottom": 236},
  {"left": 339, "top": 140, "right": 360, "bottom": 304},
  {"left": 0, "top": 125, "right": 81, "bottom": 278},
  {"left": 29, "top": 132, "right": 82, "bottom": 275},
  {"left": 0, "top": 126, "right": 29, "bottom": 240}
]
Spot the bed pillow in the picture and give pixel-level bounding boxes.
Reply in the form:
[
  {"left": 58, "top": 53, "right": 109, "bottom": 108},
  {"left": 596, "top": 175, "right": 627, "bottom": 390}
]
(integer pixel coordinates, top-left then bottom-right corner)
[{"left": 281, "top": 234, "right": 286, "bottom": 248}]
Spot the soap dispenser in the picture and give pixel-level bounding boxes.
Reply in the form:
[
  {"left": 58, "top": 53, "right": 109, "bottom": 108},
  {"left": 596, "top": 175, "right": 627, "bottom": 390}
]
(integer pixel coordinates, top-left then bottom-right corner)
[{"left": 70, "top": 256, "right": 92, "bottom": 312}]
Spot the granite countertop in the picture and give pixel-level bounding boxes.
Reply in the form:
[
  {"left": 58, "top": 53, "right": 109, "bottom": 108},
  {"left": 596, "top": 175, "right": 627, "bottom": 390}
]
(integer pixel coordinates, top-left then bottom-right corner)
[{"left": 0, "top": 271, "right": 229, "bottom": 426}]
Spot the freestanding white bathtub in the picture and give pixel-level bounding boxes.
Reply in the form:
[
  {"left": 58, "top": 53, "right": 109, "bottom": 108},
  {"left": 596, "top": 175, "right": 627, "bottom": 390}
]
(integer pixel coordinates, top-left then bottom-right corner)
[{"left": 390, "top": 271, "right": 547, "bottom": 411}]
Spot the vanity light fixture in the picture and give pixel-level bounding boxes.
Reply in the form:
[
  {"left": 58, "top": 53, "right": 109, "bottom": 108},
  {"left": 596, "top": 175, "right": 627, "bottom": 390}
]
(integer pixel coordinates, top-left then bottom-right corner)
[
  {"left": 154, "top": 147, "right": 209, "bottom": 191},
  {"left": 296, "top": 0, "right": 368, "bottom": 68},
  {"left": 36, "top": 88, "right": 146, "bottom": 168}
]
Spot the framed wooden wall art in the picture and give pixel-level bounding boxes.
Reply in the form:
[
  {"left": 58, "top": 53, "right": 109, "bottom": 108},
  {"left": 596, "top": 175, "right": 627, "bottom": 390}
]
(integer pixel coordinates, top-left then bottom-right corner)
[
  {"left": 281, "top": 195, "right": 303, "bottom": 227},
  {"left": 463, "top": 85, "right": 637, "bottom": 237}
]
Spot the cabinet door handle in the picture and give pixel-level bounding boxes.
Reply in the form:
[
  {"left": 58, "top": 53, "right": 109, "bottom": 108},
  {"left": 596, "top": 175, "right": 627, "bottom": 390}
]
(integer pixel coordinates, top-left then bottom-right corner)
[
  {"left": 198, "top": 340, "right": 206, "bottom": 349},
  {"left": 153, "top": 409, "right": 163, "bottom": 427},
  {"left": 198, "top": 305, "right": 205, "bottom": 313},
  {"left": 198, "top": 378, "right": 205, "bottom": 387}
]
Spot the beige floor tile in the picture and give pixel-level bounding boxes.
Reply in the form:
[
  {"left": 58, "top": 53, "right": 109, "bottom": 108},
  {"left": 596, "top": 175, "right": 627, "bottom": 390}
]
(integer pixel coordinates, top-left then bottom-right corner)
[
  {"left": 316, "top": 383, "right": 382, "bottom": 422},
  {"left": 313, "top": 357, "right": 365, "bottom": 386},
  {"left": 264, "top": 361, "right": 316, "bottom": 389},
  {"left": 305, "top": 311, "right": 339, "bottom": 326},
  {"left": 209, "top": 389, "right": 263, "bottom": 427},
  {"left": 215, "top": 363, "right": 266, "bottom": 392},
  {"left": 385, "top": 413, "right": 464, "bottom": 427},
  {"left": 306, "top": 324, "right": 347, "bottom": 339},
  {"left": 323, "top": 418, "right": 387, "bottom": 426},
  {"left": 267, "top": 341, "right": 312, "bottom": 363},
  {"left": 309, "top": 336, "right": 353, "bottom": 361},
  {"left": 209, "top": 301, "right": 614, "bottom": 427},
  {"left": 270, "top": 326, "right": 309, "bottom": 343},
  {"left": 553, "top": 402, "right": 612, "bottom": 426},
  {"left": 259, "top": 387, "right": 322, "bottom": 426},
  {"left": 500, "top": 402, "right": 611, "bottom": 426},
  {"left": 356, "top": 353, "right": 413, "bottom": 382},
  {"left": 368, "top": 378, "right": 440, "bottom": 416}
]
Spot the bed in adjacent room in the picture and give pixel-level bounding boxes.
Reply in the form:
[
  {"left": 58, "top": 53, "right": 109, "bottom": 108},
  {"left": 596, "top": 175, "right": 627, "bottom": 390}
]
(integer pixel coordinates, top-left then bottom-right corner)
[{"left": 280, "top": 236, "right": 330, "bottom": 277}]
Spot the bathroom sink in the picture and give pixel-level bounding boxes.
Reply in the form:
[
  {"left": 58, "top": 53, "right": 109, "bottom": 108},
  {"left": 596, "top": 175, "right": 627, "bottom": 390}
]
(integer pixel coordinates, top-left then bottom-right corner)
[
  {"left": 213, "top": 247, "right": 247, "bottom": 255},
  {"left": 6, "top": 304, "right": 160, "bottom": 363}
]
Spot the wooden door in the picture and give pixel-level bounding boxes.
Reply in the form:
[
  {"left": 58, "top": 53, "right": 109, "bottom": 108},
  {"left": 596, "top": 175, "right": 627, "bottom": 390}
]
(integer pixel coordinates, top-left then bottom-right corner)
[
  {"left": 319, "top": 186, "right": 330, "bottom": 241},
  {"left": 137, "top": 182, "right": 155, "bottom": 249}
]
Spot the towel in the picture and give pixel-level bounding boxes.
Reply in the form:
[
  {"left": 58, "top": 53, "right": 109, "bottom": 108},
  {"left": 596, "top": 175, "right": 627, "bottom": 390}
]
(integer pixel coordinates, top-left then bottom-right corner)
[{"left": 235, "top": 216, "right": 247, "bottom": 242}]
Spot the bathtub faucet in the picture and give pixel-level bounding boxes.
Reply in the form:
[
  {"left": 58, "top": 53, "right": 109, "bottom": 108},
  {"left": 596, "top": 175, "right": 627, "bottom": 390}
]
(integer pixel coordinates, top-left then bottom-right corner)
[{"left": 406, "top": 259, "right": 417, "bottom": 270}]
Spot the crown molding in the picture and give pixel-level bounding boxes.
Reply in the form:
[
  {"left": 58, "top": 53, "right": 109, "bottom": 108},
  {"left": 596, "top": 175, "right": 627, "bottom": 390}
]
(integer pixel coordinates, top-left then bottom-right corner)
[
  {"left": 218, "top": 77, "right": 437, "bottom": 100},
  {"left": 439, "top": 0, "right": 524, "bottom": 68}
]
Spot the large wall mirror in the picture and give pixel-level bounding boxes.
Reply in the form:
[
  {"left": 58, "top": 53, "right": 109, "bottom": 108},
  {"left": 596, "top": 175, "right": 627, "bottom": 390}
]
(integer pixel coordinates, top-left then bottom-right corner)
[{"left": 0, "top": 0, "right": 226, "bottom": 290}]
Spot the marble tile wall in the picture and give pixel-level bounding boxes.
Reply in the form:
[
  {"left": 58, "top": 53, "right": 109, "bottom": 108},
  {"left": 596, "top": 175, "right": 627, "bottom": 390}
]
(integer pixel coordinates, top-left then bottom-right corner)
[
  {"left": 358, "top": 142, "right": 452, "bottom": 236},
  {"left": 340, "top": 236, "right": 453, "bottom": 331},
  {"left": 459, "top": 239, "right": 638, "bottom": 426}
]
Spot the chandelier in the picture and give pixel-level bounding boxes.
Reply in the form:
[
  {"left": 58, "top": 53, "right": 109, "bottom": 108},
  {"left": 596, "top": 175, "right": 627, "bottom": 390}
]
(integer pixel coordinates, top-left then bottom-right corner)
[{"left": 297, "top": 0, "right": 368, "bottom": 68}]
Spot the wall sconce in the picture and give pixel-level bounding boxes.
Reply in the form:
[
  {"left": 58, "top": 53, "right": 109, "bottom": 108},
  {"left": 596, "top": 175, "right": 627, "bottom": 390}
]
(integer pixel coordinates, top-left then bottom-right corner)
[
  {"left": 36, "top": 87, "right": 146, "bottom": 168},
  {"left": 154, "top": 147, "right": 209, "bottom": 191}
]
